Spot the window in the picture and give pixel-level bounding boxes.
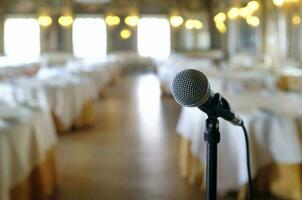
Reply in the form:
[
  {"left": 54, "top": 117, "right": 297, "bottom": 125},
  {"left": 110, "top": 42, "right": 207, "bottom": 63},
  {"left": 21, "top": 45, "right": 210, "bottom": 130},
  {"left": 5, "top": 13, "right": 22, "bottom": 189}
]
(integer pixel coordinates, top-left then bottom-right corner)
[
  {"left": 137, "top": 17, "right": 170, "bottom": 60},
  {"left": 72, "top": 17, "right": 107, "bottom": 58},
  {"left": 4, "top": 18, "right": 40, "bottom": 59},
  {"left": 239, "top": 21, "right": 258, "bottom": 54}
]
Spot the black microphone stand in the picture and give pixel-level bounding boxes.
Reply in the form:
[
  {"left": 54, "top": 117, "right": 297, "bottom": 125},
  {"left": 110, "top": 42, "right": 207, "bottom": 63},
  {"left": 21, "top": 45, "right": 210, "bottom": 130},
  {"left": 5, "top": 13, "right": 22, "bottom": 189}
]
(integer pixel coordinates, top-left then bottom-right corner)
[
  {"left": 204, "top": 117, "right": 220, "bottom": 200},
  {"left": 199, "top": 94, "right": 230, "bottom": 200}
]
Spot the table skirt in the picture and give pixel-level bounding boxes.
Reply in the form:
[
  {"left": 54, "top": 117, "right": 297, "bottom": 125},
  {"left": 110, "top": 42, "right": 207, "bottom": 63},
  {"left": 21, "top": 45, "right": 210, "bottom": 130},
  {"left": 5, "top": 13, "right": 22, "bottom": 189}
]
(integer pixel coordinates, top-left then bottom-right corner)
[
  {"left": 179, "top": 136, "right": 302, "bottom": 199},
  {"left": 277, "top": 75, "right": 302, "bottom": 92},
  {"left": 9, "top": 148, "right": 56, "bottom": 200},
  {"left": 160, "top": 83, "right": 172, "bottom": 97},
  {"left": 277, "top": 76, "right": 291, "bottom": 91},
  {"left": 52, "top": 100, "right": 96, "bottom": 134}
]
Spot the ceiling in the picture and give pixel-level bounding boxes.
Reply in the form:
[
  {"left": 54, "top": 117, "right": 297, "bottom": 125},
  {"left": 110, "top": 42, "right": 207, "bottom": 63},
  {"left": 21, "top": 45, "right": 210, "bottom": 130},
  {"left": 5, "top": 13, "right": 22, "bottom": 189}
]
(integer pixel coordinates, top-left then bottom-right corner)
[{"left": 0, "top": 0, "right": 213, "bottom": 15}]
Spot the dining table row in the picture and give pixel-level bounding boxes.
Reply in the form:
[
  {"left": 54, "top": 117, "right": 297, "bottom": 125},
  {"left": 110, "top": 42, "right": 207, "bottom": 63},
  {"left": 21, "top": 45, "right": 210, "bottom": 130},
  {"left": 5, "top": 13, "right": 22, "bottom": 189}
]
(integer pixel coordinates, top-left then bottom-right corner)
[
  {"left": 0, "top": 52, "right": 155, "bottom": 200},
  {"left": 156, "top": 53, "right": 302, "bottom": 199}
]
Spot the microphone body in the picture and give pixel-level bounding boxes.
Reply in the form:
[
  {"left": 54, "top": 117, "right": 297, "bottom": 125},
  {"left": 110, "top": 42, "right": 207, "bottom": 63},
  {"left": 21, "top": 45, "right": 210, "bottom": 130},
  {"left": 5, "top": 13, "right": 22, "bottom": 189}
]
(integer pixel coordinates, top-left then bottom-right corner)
[{"left": 171, "top": 69, "right": 242, "bottom": 126}]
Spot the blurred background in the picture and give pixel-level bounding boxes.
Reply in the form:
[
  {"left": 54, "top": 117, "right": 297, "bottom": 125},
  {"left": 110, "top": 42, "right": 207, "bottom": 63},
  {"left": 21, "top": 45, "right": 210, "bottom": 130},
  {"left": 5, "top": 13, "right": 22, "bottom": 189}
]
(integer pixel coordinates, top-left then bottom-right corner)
[{"left": 0, "top": 0, "right": 302, "bottom": 199}]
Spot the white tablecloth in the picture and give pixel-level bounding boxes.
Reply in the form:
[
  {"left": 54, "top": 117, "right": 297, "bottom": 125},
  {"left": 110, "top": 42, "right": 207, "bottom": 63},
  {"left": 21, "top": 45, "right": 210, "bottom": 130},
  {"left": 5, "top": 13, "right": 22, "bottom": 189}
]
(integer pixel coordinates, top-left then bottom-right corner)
[
  {"left": 109, "top": 51, "right": 155, "bottom": 69},
  {"left": 156, "top": 55, "right": 271, "bottom": 95},
  {"left": 66, "top": 61, "right": 118, "bottom": 93},
  {"left": 0, "top": 105, "right": 57, "bottom": 200},
  {"left": 222, "top": 70, "right": 275, "bottom": 94},
  {"left": 0, "top": 58, "right": 124, "bottom": 130},
  {"left": 0, "top": 67, "right": 98, "bottom": 130},
  {"left": 176, "top": 91, "right": 302, "bottom": 194},
  {"left": 157, "top": 56, "right": 219, "bottom": 93},
  {"left": 0, "top": 57, "right": 40, "bottom": 80}
]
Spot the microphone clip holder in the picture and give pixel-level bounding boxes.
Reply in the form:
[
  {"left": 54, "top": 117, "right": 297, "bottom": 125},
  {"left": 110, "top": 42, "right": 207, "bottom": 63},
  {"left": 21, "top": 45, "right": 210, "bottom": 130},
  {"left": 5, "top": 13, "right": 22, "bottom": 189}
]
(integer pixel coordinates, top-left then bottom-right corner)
[
  {"left": 199, "top": 93, "right": 241, "bottom": 126},
  {"left": 199, "top": 93, "right": 233, "bottom": 120}
]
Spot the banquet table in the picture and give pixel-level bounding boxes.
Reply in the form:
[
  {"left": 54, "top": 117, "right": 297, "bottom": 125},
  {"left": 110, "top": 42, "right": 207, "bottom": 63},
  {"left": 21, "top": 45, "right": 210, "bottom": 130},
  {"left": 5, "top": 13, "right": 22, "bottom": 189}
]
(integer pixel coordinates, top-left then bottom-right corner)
[
  {"left": 0, "top": 104, "right": 57, "bottom": 200},
  {"left": 0, "top": 57, "right": 125, "bottom": 133},
  {"left": 157, "top": 57, "right": 219, "bottom": 95},
  {"left": 277, "top": 67, "right": 302, "bottom": 93},
  {"left": 222, "top": 69, "right": 275, "bottom": 94},
  {"left": 0, "top": 57, "right": 40, "bottom": 80},
  {"left": 156, "top": 55, "right": 273, "bottom": 96},
  {"left": 66, "top": 60, "right": 120, "bottom": 95},
  {"left": 108, "top": 51, "right": 156, "bottom": 73},
  {"left": 176, "top": 91, "right": 302, "bottom": 199},
  {"left": 0, "top": 67, "right": 98, "bottom": 133}
]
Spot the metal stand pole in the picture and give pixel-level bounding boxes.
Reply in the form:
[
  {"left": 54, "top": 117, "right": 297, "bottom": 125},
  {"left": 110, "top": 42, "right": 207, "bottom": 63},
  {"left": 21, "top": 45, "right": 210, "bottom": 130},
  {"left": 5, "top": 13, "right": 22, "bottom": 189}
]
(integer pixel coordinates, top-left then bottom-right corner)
[{"left": 204, "top": 117, "right": 220, "bottom": 200}]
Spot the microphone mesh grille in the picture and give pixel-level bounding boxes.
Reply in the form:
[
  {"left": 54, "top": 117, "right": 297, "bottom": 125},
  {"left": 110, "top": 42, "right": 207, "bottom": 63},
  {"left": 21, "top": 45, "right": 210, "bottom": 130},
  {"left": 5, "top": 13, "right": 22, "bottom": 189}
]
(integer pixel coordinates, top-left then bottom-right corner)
[{"left": 171, "top": 69, "right": 210, "bottom": 107}]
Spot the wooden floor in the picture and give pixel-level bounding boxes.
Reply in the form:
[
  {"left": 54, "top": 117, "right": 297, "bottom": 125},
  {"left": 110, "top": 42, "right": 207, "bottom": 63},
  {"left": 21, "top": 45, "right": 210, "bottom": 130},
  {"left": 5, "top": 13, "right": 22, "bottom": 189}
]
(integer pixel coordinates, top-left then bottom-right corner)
[{"left": 56, "top": 73, "right": 202, "bottom": 200}]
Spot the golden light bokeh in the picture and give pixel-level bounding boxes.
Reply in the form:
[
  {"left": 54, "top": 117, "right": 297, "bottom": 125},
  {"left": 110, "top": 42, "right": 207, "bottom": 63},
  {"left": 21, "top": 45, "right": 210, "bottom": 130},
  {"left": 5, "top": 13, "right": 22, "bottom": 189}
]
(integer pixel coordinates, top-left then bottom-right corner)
[
  {"left": 273, "top": 0, "right": 285, "bottom": 6},
  {"left": 239, "top": 7, "right": 252, "bottom": 18},
  {"left": 125, "top": 15, "right": 139, "bottom": 27},
  {"left": 246, "top": 16, "right": 260, "bottom": 27},
  {"left": 216, "top": 22, "right": 227, "bottom": 33},
  {"left": 227, "top": 7, "right": 240, "bottom": 19},
  {"left": 185, "top": 19, "right": 195, "bottom": 30},
  {"left": 292, "top": 15, "right": 301, "bottom": 25},
  {"left": 38, "top": 15, "right": 52, "bottom": 27},
  {"left": 120, "top": 29, "right": 132, "bottom": 39},
  {"left": 185, "top": 19, "right": 203, "bottom": 30},
  {"left": 58, "top": 15, "right": 73, "bottom": 27},
  {"left": 214, "top": 12, "right": 227, "bottom": 23},
  {"left": 194, "top": 20, "right": 203, "bottom": 30},
  {"left": 286, "top": 0, "right": 300, "bottom": 3},
  {"left": 272, "top": 0, "right": 300, "bottom": 7},
  {"left": 227, "top": 2, "right": 259, "bottom": 21},
  {"left": 247, "top": 1, "right": 260, "bottom": 12},
  {"left": 105, "top": 15, "right": 121, "bottom": 26},
  {"left": 170, "top": 15, "right": 184, "bottom": 27}
]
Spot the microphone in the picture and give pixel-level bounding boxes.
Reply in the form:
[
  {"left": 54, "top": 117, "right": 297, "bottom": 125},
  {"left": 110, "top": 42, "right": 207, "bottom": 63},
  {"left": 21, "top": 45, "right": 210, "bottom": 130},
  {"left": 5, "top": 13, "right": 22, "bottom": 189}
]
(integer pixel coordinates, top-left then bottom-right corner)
[{"left": 171, "top": 69, "right": 242, "bottom": 126}]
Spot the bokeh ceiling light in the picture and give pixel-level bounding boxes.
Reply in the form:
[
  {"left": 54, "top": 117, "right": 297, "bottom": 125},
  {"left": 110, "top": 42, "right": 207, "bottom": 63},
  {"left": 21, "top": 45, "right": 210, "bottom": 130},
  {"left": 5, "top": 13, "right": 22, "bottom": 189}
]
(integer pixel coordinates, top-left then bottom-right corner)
[
  {"left": 120, "top": 29, "right": 132, "bottom": 39},
  {"left": 273, "top": 0, "right": 285, "bottom": 6},
  {"left": 246, "top": 16, "right": 260, "bottom": 27},
  {"left": 286, "top": 0, "right": 300, "bottom": 3},
  {"left": 247, "top": 1, "right": 260, "bottom": 12},
  {"left": 185, "top": 19, "right": 203, "bottom": 30},
  {"left": 292, "top": 15, "right": 301, "bottom": 25},
  {"left": 214, "top": 12, "right": 227, "bottom": 23},
  {"left": 185, "top": 19, "right": 195, "bottom": 30},
  {"left": 216, "top": 22, "right": 227, "bottom": 33},
  {"left": 125, "top": 15, "right": 139, "bottom": 27},
  {"left": 170, "top": 15, "right": 184, "bottom": 27},
  {"left": 194, "top": 20, "right": 203, "bottom": 30},
  {"left": 58, "top": 15, "right": 73, "bottom": 27},
  {"left": 239, "top": 7, "right": 252, "bottom": 18},
  {"left": 105, "top": 15, "right": 120, "bottom": 26},
  {"left": 38, "top": 15, "right": 52, "bottom": 27},
  {"left": 227, "top": 7, "right": 240, "bottom": 19}
]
